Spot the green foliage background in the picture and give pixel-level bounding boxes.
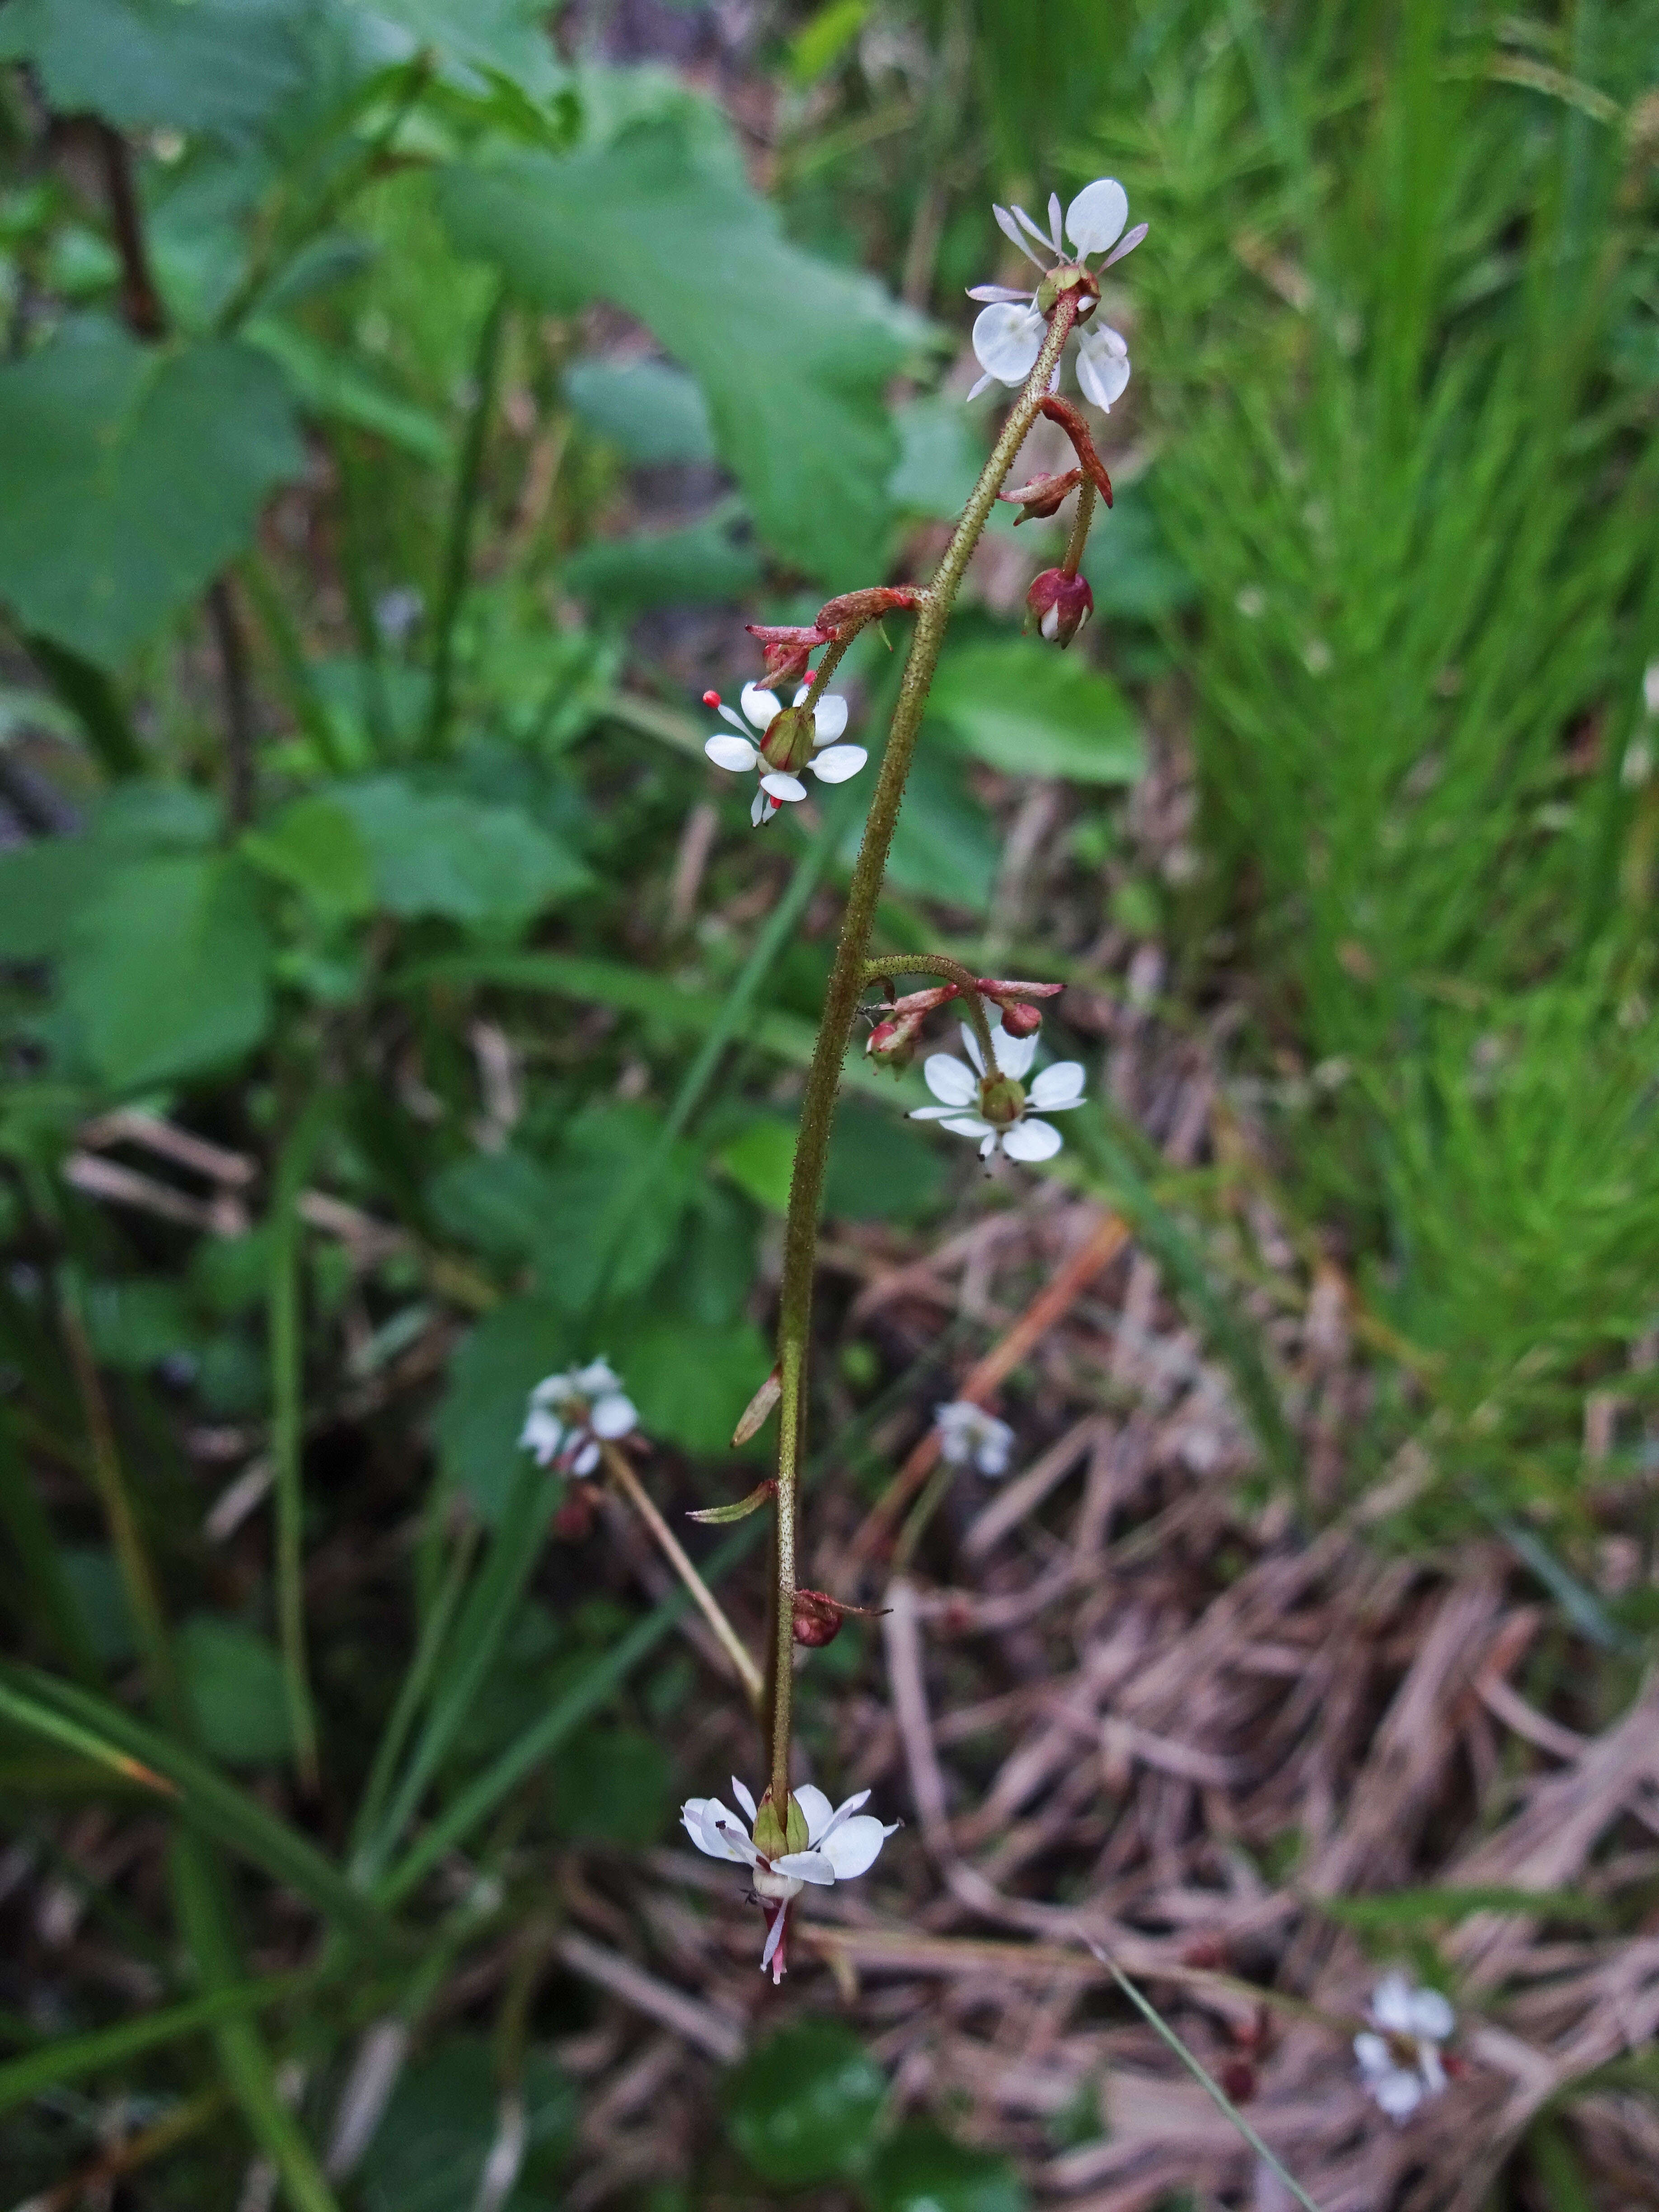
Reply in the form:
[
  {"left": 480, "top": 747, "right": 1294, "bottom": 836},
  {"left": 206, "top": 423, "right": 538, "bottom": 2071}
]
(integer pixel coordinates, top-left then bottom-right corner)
[{"left": 0, "top": 0, "right": 1655, "bottom": 2206}]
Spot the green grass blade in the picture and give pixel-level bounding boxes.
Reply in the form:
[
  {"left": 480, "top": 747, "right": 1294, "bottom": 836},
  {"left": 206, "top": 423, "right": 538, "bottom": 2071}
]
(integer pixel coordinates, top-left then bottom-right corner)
[
  {"left": 1091, "top": 1946, "right": 1322, "bottom": 2212},
  {"left": 0, "top": 1411, "right": 101, "bottom": 1683},
  {"left": 171, "top": 1837, "right": 342, "bottom": 2212},
  {"left": 0, "top": 1664, "right": 384, "bottom": 1940},
  {"left": 269, "top": 1099, "right": 329, "bottom": 1792},
  {"left": 0, "top": 1973, "right": 305, "bottom": 2114}
]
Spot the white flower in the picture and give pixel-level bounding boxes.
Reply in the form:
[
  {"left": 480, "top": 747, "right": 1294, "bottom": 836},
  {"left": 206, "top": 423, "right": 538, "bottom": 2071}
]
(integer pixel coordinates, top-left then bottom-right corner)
[
  {"left": 1354, "top": 1973, "right": 1455, "bottom": 2121},
  {"left": 681, "top": 1776, "right": 899, "bottom": 1982},
  {"left": 518, "top": 1358, "right": 637, "bottom": 1476},
  {"left": 909, "top": 1014, "right": 1087, "bottom": 1163},
  {"left": 703, "top": 682, "right": 868, "bottom": 828},
  {"left": 967, "top": 178, "right": 1146, "bottom": 409},
  {"left": 934, "top": 1400, "right": 1015, "bottom": 1476}
]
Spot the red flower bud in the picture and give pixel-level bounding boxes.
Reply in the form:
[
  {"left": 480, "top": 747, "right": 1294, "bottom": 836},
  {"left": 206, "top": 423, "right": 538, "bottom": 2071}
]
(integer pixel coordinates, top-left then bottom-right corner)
[
  {"left": 791, "top": 1587, "right": 889, "bottom": 1645},
  {"left": 1026, "top": 568, "right": 1094, "bottom": 648},
  {"left": 866, "top": 1010, "right": 924, "bottom": 1069},
  {"left": 999, "top": 1001, "right": 1042, "bottom": 1038}
]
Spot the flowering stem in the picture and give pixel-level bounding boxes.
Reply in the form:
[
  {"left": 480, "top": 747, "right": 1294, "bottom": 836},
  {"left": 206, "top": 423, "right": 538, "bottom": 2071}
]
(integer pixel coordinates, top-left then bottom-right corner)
[
  {"left": 766, "top": 298, "right": 1081, "bottom": 1807},
  {"left": 600, "top": 1443, "right": 764, "bottom": 1713},
  {"left": 1062, "top": 478, "right": 1097, "bottom": 580}
]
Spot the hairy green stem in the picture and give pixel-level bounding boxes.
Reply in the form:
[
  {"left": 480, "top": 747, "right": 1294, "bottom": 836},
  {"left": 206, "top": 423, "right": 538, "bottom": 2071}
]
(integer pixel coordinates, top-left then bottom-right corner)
[{"left": 765, "top": 299, "right": 1080, "bottom": 1804}]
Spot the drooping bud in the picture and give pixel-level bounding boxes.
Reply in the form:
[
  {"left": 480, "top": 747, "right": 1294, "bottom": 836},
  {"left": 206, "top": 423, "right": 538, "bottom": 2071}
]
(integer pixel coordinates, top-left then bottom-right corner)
[
  {"left": 998, "top": 467, "right": 1083, "bottom": 524},
  {"left": 866, "top": 1012, "right": 924, "bottom": 1069},
  {"left": 999, "top": 1001, "right": 1042, "bottom": 1039},
  {"left": 812, "top": 586, "right": 924, "bottom": 640},
  {"left": 792, "top": 1588, "right": 890, "bottom": 1646},
  {"left": 744, "top": 626, "right": 827, "bottom": 690},
  {"left": 1026, "top": 568, "right": 1094, "bottom": 648}
]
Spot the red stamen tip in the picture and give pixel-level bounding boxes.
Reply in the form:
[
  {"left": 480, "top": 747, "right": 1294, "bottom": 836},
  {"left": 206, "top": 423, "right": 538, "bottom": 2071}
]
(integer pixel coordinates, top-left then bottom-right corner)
[{"left": 702, "top": 690, "right": 721, "bottom": 707}]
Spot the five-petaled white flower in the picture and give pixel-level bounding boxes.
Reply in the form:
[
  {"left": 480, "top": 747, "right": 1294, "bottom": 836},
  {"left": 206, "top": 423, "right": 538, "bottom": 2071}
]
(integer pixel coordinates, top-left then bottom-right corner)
[
  {"left": 519, "top": 1359, "right": 637, "bottom": 1477},
  {"left": 934, "top": 1400, "right": 1015, "bottom": 1476},
  {"left": 910, "top": 1013, "right": 1087, "bottom": 1163},
  {"left": 1354, "top": 1973, "right": 1455, "bottom": 2121},
  {"left": 681, "top": 1776, "right": 899, "bottom": 1982},
  {"left": 967, "top": 178, "right": 1146, "bottom": 409},
  {"left": 703, "top": 683, "right": 868, "bottom": 828}
]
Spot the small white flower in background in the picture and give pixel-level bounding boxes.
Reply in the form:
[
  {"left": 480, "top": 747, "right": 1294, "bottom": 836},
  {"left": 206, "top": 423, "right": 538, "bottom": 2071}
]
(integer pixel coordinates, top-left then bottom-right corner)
[
  {"left": 910, "top": 1013, "right": 1087, "bottom": 1163},
  {"left": 518, "top": 1359, "right": 637, "bottom": 1476},
  {"left": 935, "top": 1400, "right": 1015, "bottom": 1477},
  {"left": 967, "top": 178, "right": 1146, "bottom": 408},
  {"left": 703, "top": 682, "right": 868, "bottom": 828},
  {"left": 1354, "top": 1973, "right": 1455, "bottom": 2121},
  {"left": 681, "top": 1776, "right": 899, "bottom": 1982}
]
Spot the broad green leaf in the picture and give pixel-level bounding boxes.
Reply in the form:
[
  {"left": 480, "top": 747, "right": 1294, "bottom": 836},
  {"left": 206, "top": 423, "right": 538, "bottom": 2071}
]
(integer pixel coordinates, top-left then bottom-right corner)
[
  {"left": 437, "top": 107, "right": 928, "bottom": 584},
  {"left": 364, "top": 0, "right": 566, "bottom": 95},
  {"left": 60, "top": 1547, "right": 137, "bottom": 1667},
  {"left": 177, "top": 1616, "right": 291, "bottom": 1767},
  {"left": 788, "top": 0, "right": 872, "bottom": 84},
  {"left": 60, "top": 855, "right": 272, "bottom": 1091},
  {"left": 1081, "top": 481, "right": 1197, "bottom": 621},
  {"left": 610, "top": 1315, "right": 773, "bottom": 1457},
  {"left": 718, "top": 1119, "right": 797, "bottom": 1213},
  {"left": 84, "top": 1278, "right": 201, "bottom": 1369},
  {"left": 929, "top": 638, "right": 1145, "bottom": 786},
  {"left": 435, "top": 1295, "right": 570, "bottom": 1518},
  {"left": 863, "top": 2125, "right": 1028, "bottom": 2212},
  {"left": 564, "top": 357, "right": 713, "bottom": 464},
  {"left": 0, "top": 838, "right": 106, "bottom": 962},
  {"left": 359, "top": 2041, "right": 576, "bottom": 2212},
  {"left": 724, "top": 2021, "right": 886, "bottom": 2186},
  {"left": 825, "top": 1100, "right": 949, "bottom": 1222},
  {"left": 0, "top": 319, "right": 304, "bottom": 669},
  {"left": 889, "top": 394, "right": 986, "bottom": 519},
  {"left": 0, "top": 0, "right": 305, "bottom": 137},
  {"left": 426, "top": 1148, "right": 560, "bottom": 1262},
  {"left": 847, "top": 743, "right": 999, "bottom": 911},
  {"left": 331, "top": 778, "right": 591, "bottom": 927},
  {"left": 241, "top": 795, "right": 375, "bottom": 922},
  {"left": 528, "top": 1104, "right": 698, "bottom": 1313},
  {"left": 564, "top": 514, "right": 762, "bottom": 611}
]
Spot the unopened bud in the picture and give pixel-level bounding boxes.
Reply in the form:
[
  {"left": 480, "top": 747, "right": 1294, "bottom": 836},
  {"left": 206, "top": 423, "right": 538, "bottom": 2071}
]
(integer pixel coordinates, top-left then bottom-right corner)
[
  {"left": 999, "top": 1001, "right": 1042, "bottom": 1038},
  {"left": 813, "top": 586, "right": 924, "bottom": 640},
  {"left": 744, "top": 625, "right": 827, "bottom": 690},
  {"left": 792, "top": 1587, "right": 889, "bottom": 1647},
  {"left": 867, "top": 1011, "right": 923, "bottom": 1069},
  {"left": 1026, "top": 569, "right": 1094, "bottom": 649},
  {"left": 998, "top": 468, "right": 1083, "bottom": 524}
]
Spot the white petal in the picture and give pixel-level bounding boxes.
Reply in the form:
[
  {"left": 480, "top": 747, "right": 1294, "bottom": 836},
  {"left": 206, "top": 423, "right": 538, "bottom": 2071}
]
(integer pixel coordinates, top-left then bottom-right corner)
[
  {"left": 730, "top": 1777, "right": 758, "bottom": 1823},
  {"left": 808, "top": 744, "right": 866, "bottom": 784},
  {"left": 1029, "top": 1061, "right": 1086, "bottom": 1110},
  {"left": 686, "top": 1798, "right": 752, "bottom": 1864},
  {"left": 1418, "top": 2046, "right": 1447, "bottom": 2096},
  {"left": 574, "top": 1358, "right": 621, "bottom": 1392},
  {"left": 942, "top": 1115, "right": 993, "bottom": 1139},
  {"left": 1373, "top": 2069, "right": 1425, "bottom": 2119},
  {"left": 1002, "top": 1117, "right": 1063, "bottom": 1162},
  {"left": 971, "top": 302, "right": 1045, "bottom": 385},
  {"left": 571, "top": 1439, "right": 601, "bottom": 1476},
  {"left": 821, "top": 1789, "right": 871, "bottom": 1838},
  {"left": 1101, "top": 220, "right": 1148, "bottom": 271},
  {"left": 1076, "top": 328, "right": 1131, "bottom": 411},
  {"left": 740, "top": 683, "right": 781, "bottom": 732},
  {"left": 819, "top": 1814, "right": 898, "bottom": 1879},
  {"left": 750, "top": 787, "right": 772, "bottom": 828},
  {"left": 965, "top": 370, "right": 998, "bottom": 403},
  {"left": 791, "top": 1784, "right": 834, "bottom": 1842},
  {"left": 923, "top": 1052, "right": 978, "bottom": 1106},
  {"left": 518, "top": 1408, "right": 562, "bottom": 1460},
  {"left": 531, "top": 1373, "right": 575, "bottom": 1406},
  {"left": 760, "top": 1906, "right": 787, "bottom": 1970},
  {"left": 980, "top": 1132, "right": 998, "bottom": 1159},
  {"left": 706, "top": 733, "right": 758, "bottom": 773},
  {"left": 1370, "top": 1974, "right": 1417, "bottom": 2034},
  {"left": 1407, "top": 1989, "right": 1455, "bottom": 2042},
  {"left": 959, "top": 1023, "right": 985, "bottom": 1074},
  {"left": 966, "top": 283, "right": 1033, "bottom": 304},
  {"left": 1041, "top": 605, "right": 1060, "bottom": 641},
  {"left": 1010, "top": 202, "right": 1056, "bottom": 258},
  {"left": 773, "top": 1848, "right": 837, "bottom": 1887},
  {"left": 1047, "top": 192, "right": 1064, "bottom": 252},
  {"left": 995, "top": 1027, "right": 1037, "bottom": 1079},
  {"left": 759, "top": 772, "right": 806, "bottom": 802},
  {"left": 1354, "top": 2033, "right": 1392, "bottom": 2081},
  {"left": 909, "top": 1105, "right": 963, "bottom": 1121},
  {"left": 590, "top": 1392, "right": 637, "bottom": 1439},
  {"left": 806, "top": 692, "right": 848, "bottom": 741},
  {"left": 992, "top": 203, "right": 1049, "bottom": 270},
  {"left": 1066, "top": 178, "right": 1128, "bottom": 257}
]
